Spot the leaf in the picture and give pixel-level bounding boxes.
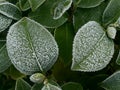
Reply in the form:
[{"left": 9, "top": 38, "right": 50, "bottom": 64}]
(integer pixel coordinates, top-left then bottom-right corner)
[
  {"left": 53, "top": 0, "right": 72, "bottom": 19},
  {"left": 0, "top": 14, "right": 12, "bottom": 32},
  {"left": 0, "top": 43, "right": 11, "bottom": 73},
  {"left": 6, "top": 17, "right": 59, "bottom": 75},
  {"left": 28, "top": 0, "right": 46, "bottom": 11},
  {"left": 78, "top": 0, "right": 104, "bottom": 8},
  {"left": 62, "top": 82, "right": 83, "bottom": 90},
  {"left": 55, "top": 23, "right": 74, "bottom": 64},
  {"left": 31, "top": 84, "right": 43, "bottom": 90},
  {"left": 116, "top": 50, "right": 120, "bottom": 65},
  {"left": 0, "top": 2, "right": 22, "bottom": 20},
  {"left": 103, "top": 0, "right": 120, "bottom": 26},
  {"left": 100, "top": 71, "right": 120, "bottom": 90},
  {"left": 15, "top": 79, "right": 31, "bottom": 90},
  {"left": 28, "top": 0, "right": 67, "bottom": 28},
  {"left": 71, "top": 21, "right": 114, "bottom": 72},
  {"left": 73, "top": 2, "right": 106, "bottom": 32},
  {"left": 19, "top": 0, "right": 30, "bottom": 11},
  {"left": 107, "top": 26, "right": 117, "bottom": 39}
]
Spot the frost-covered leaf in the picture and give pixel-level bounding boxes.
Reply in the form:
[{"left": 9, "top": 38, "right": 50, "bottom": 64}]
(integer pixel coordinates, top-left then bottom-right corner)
[
  {"left": 0, "top": 2, "right": 22, "bottom": 20},
  {"left": 0, "top": 42, "right": 11, "bottom": 73},
  {"left": 6, "top": 17, "right": 59, "bottom": 75},
  {"left": 78, "top": 0, "right": 104, "bottom": 8},
  {"left": 116, "top": 50, "right": 120, "bottom": 65},
  {"left": 15, "top": 79, "right": 31, "bottom": 90},
  {"left": 62, "top": 82, "right": 83, "bottom": 90},
  {"left": 107, "top": 26, "right": 117, "bottom": 39},
  {"left": 100, "top": 71, "right": 120, "bottom": 90},
  {"left": 28, "top": 0, "right": 46, "bottom": 11},
  {"left": 28, "top": 0, "right": 67, "bottom": 28},
  {"left": 55, "top": 23, "right": 74, "bottom": 64},
  {"left": 71, "top": 21, "right": 114, "bottom": 72},
  {"left": 103, "top": 0, "right": 120, "bottom": 26},
  {"left": 0, "top": 14, "right": 12, "bottom": 32},
  {"left": 19, "top": 0, "right": 30, "bottom": 11},
  {"left": 53, "top": 0, "right": 72, "bottom": 19}
]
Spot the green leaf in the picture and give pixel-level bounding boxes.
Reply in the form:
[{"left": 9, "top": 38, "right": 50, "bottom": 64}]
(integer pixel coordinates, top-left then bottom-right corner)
[
  {"left": 6, "top": 17, "right": 59, "bottom": 75},
  {"left": 116, "top": 50, "right": 120, "bottom": 65},
  {"left": 62, "top": 82, "right": 83, "bottom": 90},
  {"left": 78, "top": 0, "right": 104, "bottom": 8},
  {"left": 73, "top": 2, "right": 106, "bottom": 32},
  {"left": 103, "top": 0, "right": 120, "bottom": 26},
  {"left": 28, "top": 0, "right": 46, "bottom": 11},
  {"left": 31, "top": 84, "right": 43, "bottom": 90},
  {"left": 0, "top": 14, "right": 12, "bottom": 32},
  {"left": 0, "top": 2, "right": 22, "bottom": 20},
  {"left": 55, "top": 23, "right": 74, "bottom": 64},
  {"left": 71, "top": 21, "right": 114, "bottom": 72},
  {"left": 0, "top": 43, "right": 11, "bottom": 73},
  {"left": 28, "top": 0, "right": 67, "bottom": 28},
  {"left": 19, "top": 0, "right": 30, "bottom": 11},
  {"left": 15, "top": 79, "right": 31, "bottom": 90},
  {"left": 53, "top": 0, "right": 72, "bottom": 19},
  {"left": 100, "top": 71, "right": 120, "bottom": 90}
]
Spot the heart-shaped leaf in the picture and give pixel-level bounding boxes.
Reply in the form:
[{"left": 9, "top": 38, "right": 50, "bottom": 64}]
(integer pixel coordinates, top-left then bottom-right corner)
[
  {"left": 78, "top": 0, "right": 104, "bottom": 8},
  {"left": 53, "top": 0, "right": 72, "bottom": 19},
  {"left": 6, "top": 17, "right": 59, "bottom": 75},
  {"left": 0, "top": 14, "right": 12, "bottom": 32},
  {"left": 28, "top": 0, "right": 46, "bottom": 11},
  {"left": 15, "top": 79, "right": 31, "bottom": 90},
  {"left": 100, "top": 71, "right": 120, "bottom": 90},
  {"left": 103, "top": 0, "right": 120, "bottom": 26},
  {"left": 0, "top": 2, "right": 22, "bottom": 20},
  {"left": 19, "top": 0, "right": 30, "bottom": 11},
  {"left": 0, "top": 42, "right": 11, "bottom": 73},
  {"left": 71, "top": 21, "right": 114, "bottom": 72},
  {"left": 28, "top": 0, "right": 67, "bottom": 28}
]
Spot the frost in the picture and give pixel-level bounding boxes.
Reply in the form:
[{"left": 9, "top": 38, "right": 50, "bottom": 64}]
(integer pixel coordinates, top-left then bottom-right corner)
[
  {"left": 0, "top": 2, "right": 22, "bottom": 20},
  {"left": 107, "top": 26, "right": 116, "bottom": 39},
  {"left": 6, "top": 17, "right": 59, "bottom": 75},
  {"left": 71, "top": 21, "right": 114, "bottom": 72},
  {"left": 0, "top": 14, "right": 12, "bottom": 32},
  {"left": 53, "top": 0, "right": 72, "bottom": 19}
]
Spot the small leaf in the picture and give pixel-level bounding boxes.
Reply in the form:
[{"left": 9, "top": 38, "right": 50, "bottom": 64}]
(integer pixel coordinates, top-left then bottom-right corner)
[
  {"left": 55, "top": 23, "right": 74, "bottom": 64},
  {"left": 78, "top": 0, "right": 104, "bottom": 8},
  {"left": 0, "top": 2, "right": 22, "bottom": 20},
  {"left": 28, "top": 0, "right": 67, "bottom": 28},
  {"left": 15, "top": 79, "right": 31, "bottom": 90},
  {"left": 28, "top": 0, "right": 46, "bottom": 11},
  {"left": 103, "top": 0, "right": 120, "bottom": 26},
  {"left": 116, "top": 50, "right": 120, "bottom": 65},
  {"left": 71, "top": 21, "right": 114, "bottom": 72},
  {"left": 7, "top": 17, "right": 59, "bottom": 75},
  {"left": 0, "top": 43, "right": 11, "bottom": 73},
  {"left": 30, "top": 73, "right": 46, "bottom": 84},
  {"left": 31, "top": 84, "right": 43, "bottom": 90},
  {"left": 100, "top": 71, "right": 120, "bottom": 90},
  {"left": 0, "top": 14, "right": 12, "bottom": 32},
  {"left": 19, "top": 0, "right": 30, "bottom": 11},
  {"left": 107, "top": 26, "right": 117, "bottom": 39},
  {"left": 62, "top": 82, "right": 83, "bottom": 90},
  {"left": 53, "top": 0, "right": 72, "bottom": 19}
]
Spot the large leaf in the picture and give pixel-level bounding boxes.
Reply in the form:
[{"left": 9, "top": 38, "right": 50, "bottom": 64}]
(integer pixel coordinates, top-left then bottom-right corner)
[
  {"left": 73, "top": 2, "right": 106, "bottom": 32},
  {"left": 28, "top": 0, "right": 46, "bottom": 11},
  {"left": 0, "top": 42, "right": 11, "bottom": 73},
  {"left": 15, "top": 79, "right": 31, "bottom": 90},
  {"left": 71, "top": 21, "right": 114, "bottom": 72},
  {"left": 62, "top": 82, "right": 83, "bottom": 90},
  {"left": 53, "top": 0, "right": 72, "bottom": 19},
  {"left": 0, "top": 14, "right": 12, "bottom": 32},
  {"left": 28, "top": 0, "right": 67, "bottom": 28},
  {"left": 19, "top": 0, "right": 30, "bottom": 11},
  {"left": 78, "top": 0, "right": 104, "bottom": 8},
  {"left": 6, "top": 17, "right": 59, "bottom": 75},
  {"left": 0, "top": 2, "right": 22, "bottom": 20},
  {"left": 55, "top": 23, "right": 74, "bottom": 64},
  {"left": 100, "top": 71, "right": 120, "bottom": 90},
  {"left": 103, "top": 0, "right": 120, "bottom": 26}
]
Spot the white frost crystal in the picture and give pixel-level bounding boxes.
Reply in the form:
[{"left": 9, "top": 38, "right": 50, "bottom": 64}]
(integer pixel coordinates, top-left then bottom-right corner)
[
  {"left": 71, "top": 21, "right": 114, "bottom": 72},
  {"left": 107, "top": 26, "right": 116, "bottom": 39},
  {"left": 6, "top": 17, "right": 59, "bottom": 75}
]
